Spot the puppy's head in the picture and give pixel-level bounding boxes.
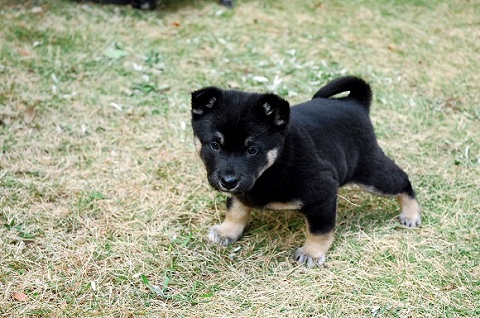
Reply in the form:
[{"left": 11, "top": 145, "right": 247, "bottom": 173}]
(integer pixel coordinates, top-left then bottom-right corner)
[{"left": 191, "top": 87, "right": 290, "bottom": 194}]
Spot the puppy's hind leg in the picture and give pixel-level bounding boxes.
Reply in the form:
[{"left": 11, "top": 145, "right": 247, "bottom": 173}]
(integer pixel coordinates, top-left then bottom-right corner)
[
  {"left": 208, "top": 197, "right": 251, "bottom": 246},
  {"left": 356, "top": 154, "right": 421, "bottom": 227},
  {"left": 398, "top": 192, "right": 421, "bottom": 227}
]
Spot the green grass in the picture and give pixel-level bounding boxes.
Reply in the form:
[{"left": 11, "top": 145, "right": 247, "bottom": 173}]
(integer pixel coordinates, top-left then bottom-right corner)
[{"left": 1, "top": 0, "right": 479, "bottom": 317}]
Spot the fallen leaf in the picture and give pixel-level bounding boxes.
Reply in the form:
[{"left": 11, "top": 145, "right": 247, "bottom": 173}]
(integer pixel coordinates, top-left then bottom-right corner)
[
  {"left": 13, "top": 292, "right": 28, "bottom": 302},
  {"left": 110, "top": 102, "right": 122, "bottom": 111},
  {"left": 252, "top": 75, "right": 269, "bottom": 83},
  {"left": 103, "top": 47, "right": 128, "bottom": 60},
  {"left": 228, "top": 81, "right": 240, "bottom": 89},
  {"left": 387, "top": 44, "right": 397, "bottom": 51},
  {"left": 23, "top": 106, "right": 36, "bottom": 124},
  {"left": 89, "top": 191, "right": 106, "bottom": 200},
  {"left": 19, "top": 49, "right": 30, "bottom": 56}
]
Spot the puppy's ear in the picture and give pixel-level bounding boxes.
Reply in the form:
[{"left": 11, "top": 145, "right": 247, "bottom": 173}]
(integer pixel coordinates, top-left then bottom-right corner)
[
  {"left": 261, "top": 94, "right": 290, "bottom": 127},
  {"left": 191, "top": 87, "right": 221, "bottom": 117}
]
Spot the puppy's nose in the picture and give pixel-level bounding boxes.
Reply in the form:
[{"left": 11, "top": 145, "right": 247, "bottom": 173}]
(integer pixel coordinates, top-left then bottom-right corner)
[{"left": 220, "top": 175, "right": 239, "bottom": 190}]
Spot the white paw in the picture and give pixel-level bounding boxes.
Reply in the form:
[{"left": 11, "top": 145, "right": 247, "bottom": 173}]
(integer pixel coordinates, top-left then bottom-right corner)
[
  {"left": 399, "top": 213, "right": 421, "bottom": 227},
  {"left": 399, "top": 195, "right": 421, "bottom": 227},
  {"left": 207, "top": 225, "right": 240, "bottom": 246},
  {"left": 294, "top": 247, "right": 326, "bottom": 268}
]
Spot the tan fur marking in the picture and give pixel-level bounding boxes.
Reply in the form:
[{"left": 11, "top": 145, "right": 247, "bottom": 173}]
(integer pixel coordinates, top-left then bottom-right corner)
[
  {"left": 265, "top": 200, "right": 303, "bottom": 210},
  {"left": 214, "top": 131, "right": 224, "bottom": 145},
  {"left": 301, "top": 231, "right": 335, "bottom": 259},
  {"left": 194, "top": 136, "right": 202, "bottom": 155},
  {"left": 399, "top": 194, "right": 420, "bottom": 217},
  {"left": 258, "top": 148, "right": 278, "bottom": 177},
  {"left": 267, "top": 148, "right": 278, "bottom": 166},
  {"left": 355, "top": 183, "right": 394, "bottom": 198},
  {"left": 398, "top": 193, "right": 421, "bottom": 226},
  {"left": 214, "top": 198, "right": 251, "bottom": 239}
]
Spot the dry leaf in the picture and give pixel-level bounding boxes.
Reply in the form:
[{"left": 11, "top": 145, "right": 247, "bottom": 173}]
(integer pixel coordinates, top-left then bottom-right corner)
[
  {"left": 31, "top": 6, "right": 43, "bottom": 13},
  {"left": 23, "top": 106, "right": 36, "bottom": 124},
  {"left": 387, "top": 44, "right": 397, "bottom": 51},
  {"left": 19, "top": 49, "right": 31, "bottom": 57},
  {"left": 252, "top": 75, "right": 269, "bottom": 83},
  {"left": 13, "top": 292, "right": 28, "bottom": 302},
  {"left": 228, "top": 81, "right": 240, "bottom": 89}
]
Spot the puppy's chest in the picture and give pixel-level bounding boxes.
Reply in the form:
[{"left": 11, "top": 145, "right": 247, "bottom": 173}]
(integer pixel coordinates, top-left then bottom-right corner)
[{"left": 237, "top": 178, "right": 297, "bottom": 208}]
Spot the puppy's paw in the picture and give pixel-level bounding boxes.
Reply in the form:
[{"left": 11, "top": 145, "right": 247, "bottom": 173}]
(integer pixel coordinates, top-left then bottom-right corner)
[
  {"left": 399, "top": 213, "right": 421, "bottom": 227},
  {"left": 294, "top": 247, "right": 326, "bottom": 268},
  {"left": 398, "top": 195, "right": 421, "bottom": 227},
  {"left": 207, "top": 225, "right": 241, "bottom": 246}
]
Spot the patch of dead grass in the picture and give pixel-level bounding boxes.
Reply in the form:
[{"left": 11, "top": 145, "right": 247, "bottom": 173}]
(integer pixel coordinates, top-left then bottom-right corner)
[{"left": 1, "top": 0, "right": 479, "bottom": 317}]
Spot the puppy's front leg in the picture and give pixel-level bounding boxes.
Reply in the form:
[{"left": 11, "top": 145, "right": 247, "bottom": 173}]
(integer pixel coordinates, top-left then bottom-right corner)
[
  {"left": 295, "top": 197, "right": 337, "bottom": 267},
  {"left": 208, "top": 197, "right": 251, "bottom": 246}
]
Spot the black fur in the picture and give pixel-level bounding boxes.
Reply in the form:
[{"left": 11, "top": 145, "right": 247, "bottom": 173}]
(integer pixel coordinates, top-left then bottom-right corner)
[
  {"left": 191, "top": 76, "right": 419, "bottom": 263},
  {"left": 81, "top": 0, "right": 233, "bottom": 10}
]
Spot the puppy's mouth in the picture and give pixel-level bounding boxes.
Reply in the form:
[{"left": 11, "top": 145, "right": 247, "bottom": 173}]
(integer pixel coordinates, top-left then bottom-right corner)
[
  {"left": 218, "top": 184, "right": 241, "bottom": 194},
  {"left": 216, "top": 180, "right": 242, "bottom": 194}
]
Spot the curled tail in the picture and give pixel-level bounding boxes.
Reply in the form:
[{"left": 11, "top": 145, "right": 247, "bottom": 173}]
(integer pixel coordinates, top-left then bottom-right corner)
[{"left": 312, "top": 76, "right": 372, "bottom": 111}]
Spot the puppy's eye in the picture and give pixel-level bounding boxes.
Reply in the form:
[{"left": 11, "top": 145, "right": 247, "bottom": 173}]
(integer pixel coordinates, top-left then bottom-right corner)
[
  {"left": 247, "top": 146, "right": 258, "bottom": 156},
  {"left": 211, "top": 142, "right": 220, "bottom": 151}
]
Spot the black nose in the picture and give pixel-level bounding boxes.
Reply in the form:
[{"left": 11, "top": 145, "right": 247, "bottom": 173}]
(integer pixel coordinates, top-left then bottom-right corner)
[{"left": 220, "top": 175, "right": 239, "bottom": 190}]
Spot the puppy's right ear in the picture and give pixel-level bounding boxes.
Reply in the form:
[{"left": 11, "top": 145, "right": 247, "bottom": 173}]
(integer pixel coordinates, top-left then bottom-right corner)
[
  {"left": 191, "top": 87, "right": 221, "bottom": 117},
  {"left": 261, "top": 94, "right": 290, "bottom": 128}
]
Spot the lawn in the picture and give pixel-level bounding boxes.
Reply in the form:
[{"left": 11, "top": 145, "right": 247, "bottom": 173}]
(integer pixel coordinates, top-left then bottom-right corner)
[{"left": 0, "top": 0, "right": 479, "bottom": 317}]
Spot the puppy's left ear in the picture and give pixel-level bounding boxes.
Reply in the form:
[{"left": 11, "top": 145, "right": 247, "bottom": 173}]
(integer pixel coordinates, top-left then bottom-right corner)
[
  {"left": 261, "top": 94, "right": 290, "bottom": 127},
  {"left": 191, "top": 87, "right": 221, "bottom": 117}
]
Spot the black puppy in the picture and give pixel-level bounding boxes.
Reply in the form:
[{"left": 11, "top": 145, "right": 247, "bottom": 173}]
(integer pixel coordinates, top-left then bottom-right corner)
[
  {"left": 191, "top": 76, "right": 421, "bottom": 267},
  {"left": 82, "top": 0, "right": 233, "bottom": 10}
]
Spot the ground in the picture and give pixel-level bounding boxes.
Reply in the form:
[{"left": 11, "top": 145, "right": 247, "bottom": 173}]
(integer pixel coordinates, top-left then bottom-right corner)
[{"left": 0, "top": 0, "right": 479, "bottom": 317}]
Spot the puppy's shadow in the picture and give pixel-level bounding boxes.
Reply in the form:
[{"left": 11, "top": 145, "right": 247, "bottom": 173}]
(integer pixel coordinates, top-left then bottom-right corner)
[
  {"left": 335, "top": 187, "right": 401, "bottom": 236},
  {"left": 246, "top": 187, "right": 400, "bottom": 244}
]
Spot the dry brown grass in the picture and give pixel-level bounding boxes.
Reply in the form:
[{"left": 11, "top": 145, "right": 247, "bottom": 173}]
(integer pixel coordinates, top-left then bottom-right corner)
[{"left": 1, "top": 0, "right": 479, "bottom": 317}]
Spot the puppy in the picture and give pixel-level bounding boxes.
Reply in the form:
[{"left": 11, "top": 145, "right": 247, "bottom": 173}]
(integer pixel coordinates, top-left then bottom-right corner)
[{"left": 191, "top": 76, "right": 421, "bottom": 267}]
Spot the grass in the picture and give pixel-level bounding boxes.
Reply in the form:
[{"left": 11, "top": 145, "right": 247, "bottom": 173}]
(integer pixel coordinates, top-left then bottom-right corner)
[{"left": 0, "top": 0, "right": 479, "bottom": 316}]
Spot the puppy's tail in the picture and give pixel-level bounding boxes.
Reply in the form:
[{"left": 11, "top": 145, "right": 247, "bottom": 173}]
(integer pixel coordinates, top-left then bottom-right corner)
[{"left": 312, "top": 76, "right": 372, "bottom": 111}]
